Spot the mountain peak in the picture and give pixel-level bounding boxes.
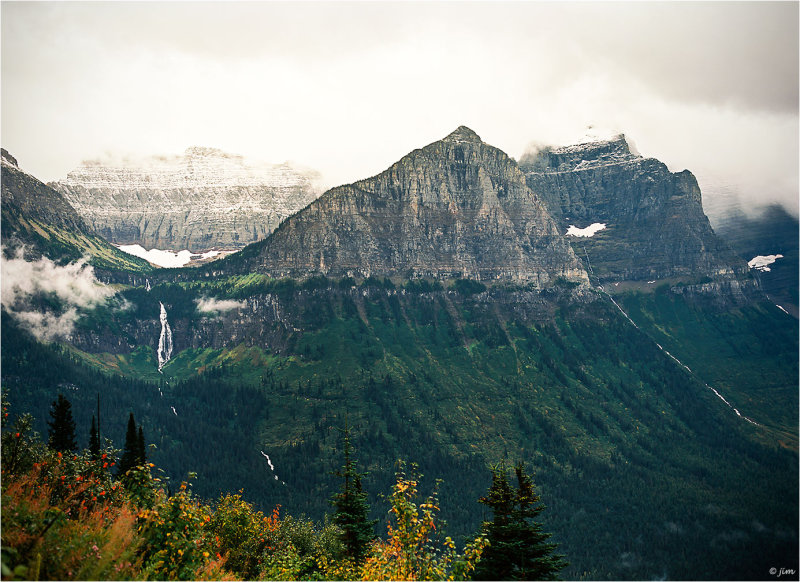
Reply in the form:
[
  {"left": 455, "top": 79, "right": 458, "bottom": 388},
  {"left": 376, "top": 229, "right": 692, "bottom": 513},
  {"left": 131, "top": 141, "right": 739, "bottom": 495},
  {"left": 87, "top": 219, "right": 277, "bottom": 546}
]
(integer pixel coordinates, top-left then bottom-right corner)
[
  {"left": 1, "top": 148, "right": 19, "bottom": 169},
  {"left": 184, "top": 146, "right": 230, "bottom": 159},
  {"left": 520, "top": 134, "right": 640, "bottom": 173},
  {"left": 442, "top": 126, "right": 482, "bottom": 143}
]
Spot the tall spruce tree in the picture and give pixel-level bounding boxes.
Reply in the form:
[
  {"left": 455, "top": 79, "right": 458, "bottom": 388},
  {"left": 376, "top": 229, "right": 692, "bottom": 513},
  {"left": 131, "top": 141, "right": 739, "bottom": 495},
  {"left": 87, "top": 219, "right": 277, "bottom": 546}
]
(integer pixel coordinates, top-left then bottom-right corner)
[
  {"left": 117, "top": 412, "right": 140, "bottom": 475},
  {"left": 136, "top": 425, "right": 146, "bottom": 464},
  {"left": 47, "top": 394, "right": 77, "bottom": 453},
  {"left": 89, "top": 415, "right": 100, "bottom": 459},
  {"left": 472, "top": 462, "right": 567, "bottom": 581},
  {"left": 331, "top": 420, "right": 376, "bottom": 563}
]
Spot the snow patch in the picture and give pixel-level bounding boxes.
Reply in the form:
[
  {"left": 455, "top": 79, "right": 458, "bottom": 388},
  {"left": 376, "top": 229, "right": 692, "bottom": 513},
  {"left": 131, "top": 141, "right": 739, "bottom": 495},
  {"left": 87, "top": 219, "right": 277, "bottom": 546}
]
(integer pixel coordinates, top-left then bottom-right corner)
[
  {"left": 776, "top": 304, "right": 789, "bottom": 314},
  {"left": 748, "top": 254, "right": 783, "bottom": 272},
  {"left": 117, "top": 244, "right": 220, "bottom": 268},
  {"left": 566, "top": 223, "right": 606, "bottom": 238}
]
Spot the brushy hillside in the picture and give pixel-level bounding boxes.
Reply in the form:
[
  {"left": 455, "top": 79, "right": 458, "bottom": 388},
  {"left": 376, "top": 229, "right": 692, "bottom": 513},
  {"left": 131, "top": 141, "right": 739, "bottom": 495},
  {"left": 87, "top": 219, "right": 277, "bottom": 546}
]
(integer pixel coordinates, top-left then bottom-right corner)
[{"left": 1, "top": 403, "right": 503, "bottom": 581}]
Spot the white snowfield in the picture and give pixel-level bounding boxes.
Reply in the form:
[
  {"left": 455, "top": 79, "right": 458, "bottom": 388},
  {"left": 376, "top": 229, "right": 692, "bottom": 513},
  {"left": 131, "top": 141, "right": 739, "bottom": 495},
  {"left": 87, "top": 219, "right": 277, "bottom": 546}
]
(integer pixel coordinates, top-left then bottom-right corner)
[
  {"left": 118, "top": 244, "right": 221, "bottom": 268},
  {"left": 747, "top": 254, "right": 783, "bottom": 272},
  {"left": 566, "top": 223, "right": 607, "bottom": 237}
]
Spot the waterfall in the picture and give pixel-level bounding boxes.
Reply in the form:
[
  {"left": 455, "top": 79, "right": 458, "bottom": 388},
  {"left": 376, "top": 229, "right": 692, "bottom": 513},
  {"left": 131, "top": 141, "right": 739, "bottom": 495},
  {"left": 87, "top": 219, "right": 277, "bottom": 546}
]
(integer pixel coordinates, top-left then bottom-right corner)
[
  {"left": 145, "top": 279, "right": 151, "bottom": 292},
  {"left": 157, "top": 302, "right": 173, "bottom": 372}
]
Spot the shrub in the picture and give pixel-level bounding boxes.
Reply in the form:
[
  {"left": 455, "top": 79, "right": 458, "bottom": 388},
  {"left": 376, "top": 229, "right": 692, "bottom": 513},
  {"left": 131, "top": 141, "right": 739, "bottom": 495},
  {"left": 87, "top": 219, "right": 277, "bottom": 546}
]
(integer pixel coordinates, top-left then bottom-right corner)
[{"left": 361, "top": 463, "right": 487, "bottom": 581}]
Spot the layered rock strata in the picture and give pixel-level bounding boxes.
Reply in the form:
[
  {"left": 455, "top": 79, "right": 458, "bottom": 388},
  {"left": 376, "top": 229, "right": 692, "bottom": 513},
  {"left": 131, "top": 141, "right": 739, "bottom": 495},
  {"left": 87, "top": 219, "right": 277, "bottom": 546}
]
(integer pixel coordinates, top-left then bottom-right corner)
[
  {"left": 521, "top": 135, "right": 746, "bottom": 284},
  {"left": 222, "top": 127, "right": 589, "bottom": 287},
  {"left": 51, "top": 147, "right": 321, "bottom": 252}
]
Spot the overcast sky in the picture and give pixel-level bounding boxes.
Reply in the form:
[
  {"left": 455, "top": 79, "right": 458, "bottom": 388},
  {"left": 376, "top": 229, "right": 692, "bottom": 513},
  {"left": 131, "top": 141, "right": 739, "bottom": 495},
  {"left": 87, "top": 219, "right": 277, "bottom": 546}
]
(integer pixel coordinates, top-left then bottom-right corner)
[{"left": 2, "top": 1, "right": 798, "bottom": 217}]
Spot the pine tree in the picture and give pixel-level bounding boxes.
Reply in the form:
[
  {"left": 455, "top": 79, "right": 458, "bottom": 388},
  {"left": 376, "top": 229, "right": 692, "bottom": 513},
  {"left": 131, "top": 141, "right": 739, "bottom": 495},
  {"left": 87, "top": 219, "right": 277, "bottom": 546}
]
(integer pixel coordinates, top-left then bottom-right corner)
[
  {"left": 136, "top": 425, "right": 146, "bottom": 465},
  {"left": 89, "top": 415, "right": 100, "bottom": 459},
  {"left": 330, "top": 419, "right": 376, "bottom": 563},
  {"left": 472, "top": 462, "right": 567, "bottom": 581},
  {"left": 47, "top": 394, "right": 77, "bottom": 453},
  {"left": 118, "top": 412, "right": 139, "bottom": 475}
]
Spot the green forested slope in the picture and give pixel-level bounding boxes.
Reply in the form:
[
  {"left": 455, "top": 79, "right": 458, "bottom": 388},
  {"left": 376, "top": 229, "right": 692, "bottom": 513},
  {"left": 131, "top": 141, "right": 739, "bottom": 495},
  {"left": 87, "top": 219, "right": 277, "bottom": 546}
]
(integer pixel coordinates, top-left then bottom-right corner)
[{"left": 2, "top": 281, "right": 797, "bottom": 580}]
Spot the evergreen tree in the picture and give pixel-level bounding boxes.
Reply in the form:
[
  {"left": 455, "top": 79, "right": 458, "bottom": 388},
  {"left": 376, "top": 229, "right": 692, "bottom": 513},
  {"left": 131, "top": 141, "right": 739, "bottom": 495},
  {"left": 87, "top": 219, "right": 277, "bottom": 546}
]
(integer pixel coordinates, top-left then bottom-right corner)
[
  {"left": 472, "top": 462, "right": 567, "bottom": 581},
  {"left": 89, "top": 415, "right": 100, "bottom": 459},
  {"left": 117, "top": 412, "right": 139, "bottom": 475},
  {"left": 330, "top": 419, "right": 376, "bottom": 563},
  {"left": 137, "top": 425, "right": 146, "bottom": 464},
  {"left": 47, "top": 394, "right": 77, "bottom": 453}
]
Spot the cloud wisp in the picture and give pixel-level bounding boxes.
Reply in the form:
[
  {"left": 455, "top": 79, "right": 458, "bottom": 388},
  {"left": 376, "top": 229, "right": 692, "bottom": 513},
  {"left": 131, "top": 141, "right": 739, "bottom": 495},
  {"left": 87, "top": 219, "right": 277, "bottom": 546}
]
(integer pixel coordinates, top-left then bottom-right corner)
[
  {"left": 0, "top": 247, "right": 116, "bottom": 341},
  {"left": 2, "top": 2, "right": 796, "bottom": 218},
  {"left": 196, "top": 296, "right": 246, "bottom": 315}
]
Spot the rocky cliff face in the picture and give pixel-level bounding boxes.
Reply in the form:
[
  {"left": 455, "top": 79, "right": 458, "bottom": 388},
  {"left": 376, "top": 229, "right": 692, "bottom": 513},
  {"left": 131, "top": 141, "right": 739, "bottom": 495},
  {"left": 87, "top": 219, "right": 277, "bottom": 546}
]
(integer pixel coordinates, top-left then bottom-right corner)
[
  {"left": 712, "top": 204, "right": 798, "bottom": 314},
  {"left": 51, "top": 147, "right": 321, "bottom": 252},
  {"left": 2, "top": 148, "right": 88, "bottom": 240},
  {"left": 221, "top": 127, "right": 589, "bottom": 287},
  {"left": 521, "top": 135, "right": 747, "bottom": 284},
  {"left": 1, "top": 149, "right": 149, "bottom": 271}
]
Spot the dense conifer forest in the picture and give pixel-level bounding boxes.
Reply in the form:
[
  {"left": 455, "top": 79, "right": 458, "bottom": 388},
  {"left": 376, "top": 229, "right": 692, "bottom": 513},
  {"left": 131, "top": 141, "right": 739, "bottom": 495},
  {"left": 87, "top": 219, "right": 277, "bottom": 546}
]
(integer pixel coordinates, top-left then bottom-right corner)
[{"left": 2, "top": 277, "right": 797, "bottom": 580}]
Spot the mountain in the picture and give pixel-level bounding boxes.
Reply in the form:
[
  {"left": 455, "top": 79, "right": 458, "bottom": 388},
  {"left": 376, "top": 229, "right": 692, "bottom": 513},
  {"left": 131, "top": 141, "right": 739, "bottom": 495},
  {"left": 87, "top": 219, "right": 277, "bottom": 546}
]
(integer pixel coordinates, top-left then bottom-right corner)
[
  {"left": 2, "top": 130, "right": 797, "bottom": 581},
  {"left": 521, "top": 136, "right": 749, "bottom": 290},
  {"left": 1, "top": 148, "right": 151, "bottom": 272},
  {"left": 50, "top": 147, "right": 321, "bottom": 252},
  {"left": 712, "top": 203, "right": 798, "bottom": 315},
  {"left": 219, "top": 127, "right": 589, "bottom": 286}
]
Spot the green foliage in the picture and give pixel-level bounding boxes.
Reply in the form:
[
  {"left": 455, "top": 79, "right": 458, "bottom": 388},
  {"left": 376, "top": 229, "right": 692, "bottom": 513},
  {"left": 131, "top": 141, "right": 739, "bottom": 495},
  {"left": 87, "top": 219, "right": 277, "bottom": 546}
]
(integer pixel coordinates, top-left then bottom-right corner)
[
  {"left": 331, "top": 420, "right": 377, "bottom": 562},
  {"left": 135, "top": 480, "right": 213, "bottom": 580},
  {"left": 472, "top": 462, "right": 566, "bottom": 580},
  {"left": 137, "top": 426, "right": 146, "bottom": 464},
  {"left": 47, "top": 394, "right": 77, "bottom": 453},
  {"left": 2, "top": 393, "right": 45, "bottom": 477},
  {"left": 89, "top": 415, "right": 101, "bottom": 460},
  {"left": 451, "top": 278, "right": 486, "bottom": 295},
  {"left": 259, "top": 512, "right": 345, "bottom": 580},
  {"left": 361, "top": 462, "right": 487, "bottom": 581},
  {"left": 117, "top": 412, "right": 142, "bottom": 476},
  {"left": 4, "top": 284, "right": 798, "bottom": 580},
  {"left": 403, "top": 278, "right": 443, "bottom": 292},
  {"left": 1, "top": 446, "right": 135, "bottom": 580},
  {"left": 205, "top": 492, "right": 269, "bottom": 579}
]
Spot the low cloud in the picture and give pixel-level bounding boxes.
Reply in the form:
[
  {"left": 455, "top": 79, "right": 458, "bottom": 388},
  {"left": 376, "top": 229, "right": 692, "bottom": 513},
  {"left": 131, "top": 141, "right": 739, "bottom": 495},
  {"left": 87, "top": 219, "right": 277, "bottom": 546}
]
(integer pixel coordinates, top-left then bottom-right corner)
[
  {"left": 0, "top": 247, "right": 115, "bottom": 341},
  {"left": 196, "top": 296, "right": 245, "bottom": 314}
]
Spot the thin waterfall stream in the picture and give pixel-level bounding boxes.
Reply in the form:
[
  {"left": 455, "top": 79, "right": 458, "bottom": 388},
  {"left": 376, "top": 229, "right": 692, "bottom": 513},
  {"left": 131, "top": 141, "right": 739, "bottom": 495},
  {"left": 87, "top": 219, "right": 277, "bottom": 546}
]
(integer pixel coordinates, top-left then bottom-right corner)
[{"left": 157, "top": 302, "right": 173, "bottom": 373}]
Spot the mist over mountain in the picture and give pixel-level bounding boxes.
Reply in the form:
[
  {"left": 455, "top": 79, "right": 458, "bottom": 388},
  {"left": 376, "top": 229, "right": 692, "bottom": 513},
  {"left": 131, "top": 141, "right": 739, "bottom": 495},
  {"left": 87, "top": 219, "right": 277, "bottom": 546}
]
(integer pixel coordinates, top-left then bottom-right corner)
[
  {"left": 712, "top": 203, "right": 799, "bottom": 314},
  {"left": 521, "top": 135, "right": 748, "bottom": 288},
  {"left": 1, "top": 148, "right": 151, "bottom": 272},
  {"left": 51, "top": 147, "right": 322, "bottom": 253}
]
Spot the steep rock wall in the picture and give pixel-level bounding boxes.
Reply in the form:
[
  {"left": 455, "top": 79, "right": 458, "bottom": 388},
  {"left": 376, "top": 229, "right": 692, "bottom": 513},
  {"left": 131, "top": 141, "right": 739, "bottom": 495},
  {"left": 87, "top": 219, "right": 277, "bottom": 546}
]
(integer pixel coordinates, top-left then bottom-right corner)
[
  {"left": 51, "top": 147, "right": 321, "bottom": 252},
  {"left": 221, "top": 127, "right": 589, "bottom": 287},
  {"left": 522, "top": 136, "right": 747, "bottom": 284}
]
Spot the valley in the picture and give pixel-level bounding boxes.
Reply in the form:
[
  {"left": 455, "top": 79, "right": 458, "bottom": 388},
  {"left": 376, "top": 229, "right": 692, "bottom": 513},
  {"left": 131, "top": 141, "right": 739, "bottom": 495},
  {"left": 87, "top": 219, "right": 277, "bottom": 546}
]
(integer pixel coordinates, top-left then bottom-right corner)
[{"left": 1, "top": 127, "right": 797, "bottom": 581}]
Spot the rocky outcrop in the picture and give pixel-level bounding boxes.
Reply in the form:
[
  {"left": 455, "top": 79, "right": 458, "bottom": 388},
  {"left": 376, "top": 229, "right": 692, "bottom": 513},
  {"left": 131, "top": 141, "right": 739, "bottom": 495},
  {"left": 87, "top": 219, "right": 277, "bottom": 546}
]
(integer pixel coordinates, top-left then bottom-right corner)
[
  {"left": 66, "top": 282, "right": 596, "bottom": 356},
  {"left": 712, "top": 204, "right": 798, "bottom": 314},
  {"left": 219, "top": 127, "right": 589, "bottom": 287},
  {"left": 1, "top": 149, "right": 151, "bottom": 271},
  {"left": 51, "top": 147, "right": 321, "bottom": 252},
  {"left": 521, "top": 135, "right": 747, "bottom": 284},
  {"left": 2, "top": 148, "right": 88, "bottom": 238}
]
